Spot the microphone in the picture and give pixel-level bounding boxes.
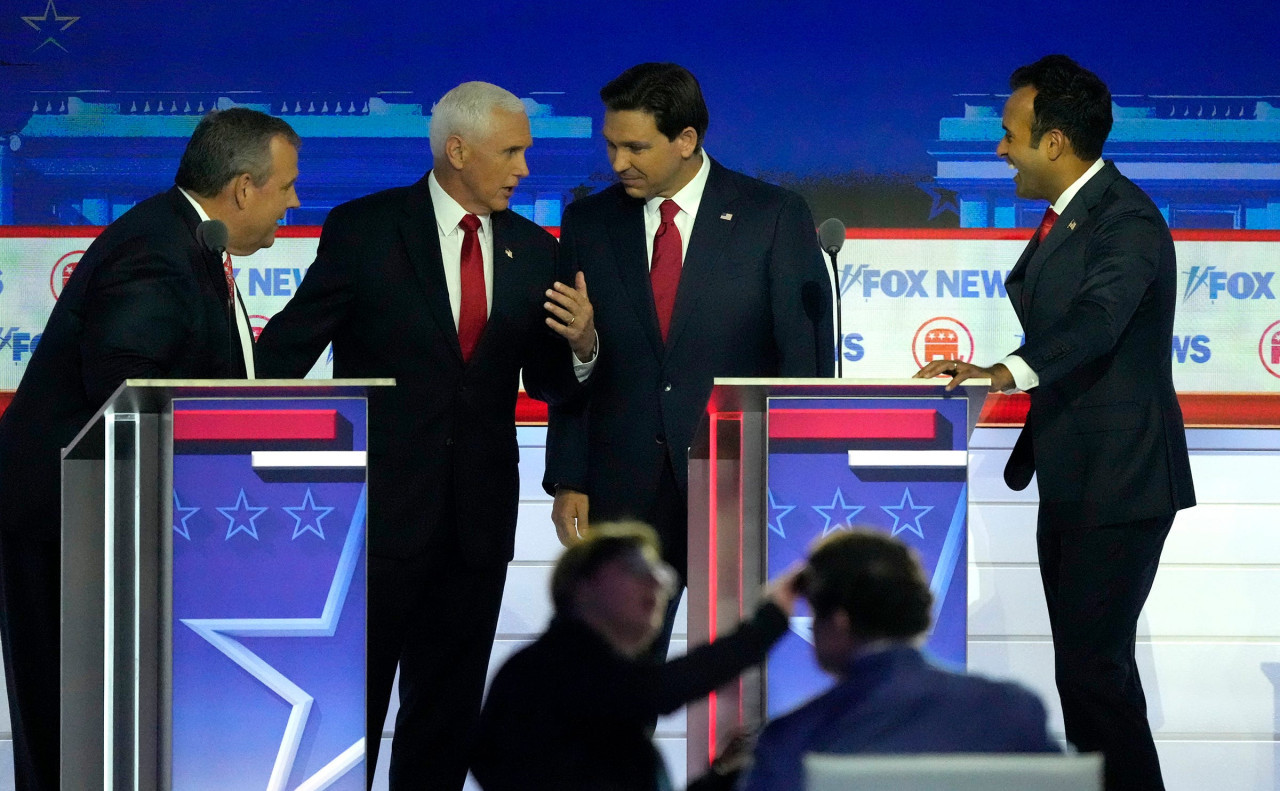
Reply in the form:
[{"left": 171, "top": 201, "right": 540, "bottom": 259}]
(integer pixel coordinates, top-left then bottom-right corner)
[
  {"left": 196, "top": 219, "right": 229, "bottom": 256},
  {"left": 816, "top": 218, "right": 846, "bottom": 377}
]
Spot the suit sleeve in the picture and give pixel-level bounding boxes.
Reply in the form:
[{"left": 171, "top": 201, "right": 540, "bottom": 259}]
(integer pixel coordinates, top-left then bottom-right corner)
[
  {"left": 255, "top": 211, "right": 359, "bottom": 378},
  {"left": 80, "top": 237, "right": 199, "bottom": 404},
  {"left": 518, "top": 233, "right": 583, "bottom": 408},
  {"left": 1012, "top": 209, "right": 1163, "bottom": 388},
  {"left": 770, "top": 193, "right": 835, "bottom": 377},
  {"left": 542, "top": 207, "right": 592, "bottom": 495},
  {"left": 737, "top": 723, "right": 791, "bottom": 791}
]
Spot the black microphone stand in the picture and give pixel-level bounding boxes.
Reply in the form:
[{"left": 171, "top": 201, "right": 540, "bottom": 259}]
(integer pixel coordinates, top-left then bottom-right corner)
[{"left": 825, "top": 247, "right": 843, "bottom": 378}]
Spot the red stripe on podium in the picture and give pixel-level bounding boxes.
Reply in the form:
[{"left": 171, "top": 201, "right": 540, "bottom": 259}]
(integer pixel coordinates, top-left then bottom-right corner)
[
  {"left": 767, "top": 409, "right": 937, "bottom": 440},
  {"left": 173, "top": 409, "right": 339, "bottom": 441},
  {"left": 516, "top": 393, "right": 549, "bottom": 425}
]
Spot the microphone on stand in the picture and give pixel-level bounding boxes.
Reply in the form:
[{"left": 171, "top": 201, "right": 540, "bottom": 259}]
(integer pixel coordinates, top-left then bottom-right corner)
[
  {"left": 817, "top": 218, "right": 846, "bottom": 378},
  {"left": 196, "top": 219, "right": 229, "bottom": 256}
]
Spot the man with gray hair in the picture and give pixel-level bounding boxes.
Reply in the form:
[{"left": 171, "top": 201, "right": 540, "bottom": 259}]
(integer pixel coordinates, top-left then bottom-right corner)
[
  {"left": 0, "top": 106, "right": 299, "bottom": 791},
  {"left": 256, "top": 81, "right": 595, "bottom": 790}
]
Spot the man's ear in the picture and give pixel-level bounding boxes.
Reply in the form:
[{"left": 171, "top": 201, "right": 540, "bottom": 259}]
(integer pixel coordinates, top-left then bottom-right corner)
[
  {"left": 1045, "top": 129, "right": 1069, "bottom": 162},
  {"left": 231, "top": 173, "right": 253, "bottom": 209},
  {"left": 445, "top": 134, "right": 468, "bottom": 170},
  {"left": 676, "top": 126, "right": 699, "bottom": 160}
]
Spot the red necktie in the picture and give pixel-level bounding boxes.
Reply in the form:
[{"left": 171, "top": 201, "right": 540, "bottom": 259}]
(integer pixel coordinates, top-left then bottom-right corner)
[
  {"left": 223, "top": 253, "right": 235, "bottom": 302},
  {"left": 1036, "top": 208, "right": 1058, "bottom": 243},
  {"left": 650, "top": 199, "right": 682, "bottom": 342},
  {"left": 457, "top": 213, "right": 487, "bottom": 362}
]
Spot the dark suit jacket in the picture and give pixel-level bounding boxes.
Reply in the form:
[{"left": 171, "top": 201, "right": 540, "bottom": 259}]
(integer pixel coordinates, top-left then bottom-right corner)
[
  {"left": 739, "top": 647, "right": 1059, "bottom": 791},
  {"left": 472, "top": 603, "right": 788, "bottom": 791},
  {"left": 544, "top": 160, "right": 833, "bottom": 552},
  {"left": 1003, "top": 162, "right": 1195, "bottom": 528},
  {"left": 255, "top": 174, "right": 580, "bottom": 563},
  {"left": 0, "top": 187, "right": 246, "bottom": 540}
]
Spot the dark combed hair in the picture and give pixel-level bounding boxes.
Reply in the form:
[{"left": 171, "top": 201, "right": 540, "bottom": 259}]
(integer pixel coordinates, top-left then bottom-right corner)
[
  {"left": 175, "top": 107, "right": 300, "bottom": 198},
  {"left": 550, "top": 522, "right": 662, "bottom": 614},
  {"left": 803, "top": 529, "right": 933, "bottom": 640},
  {"left": 600, "top": 62, "right": 709, "bottom": 149},
  {"left": 1009, "top": 54, "right": 1112, "bottom": 161}
]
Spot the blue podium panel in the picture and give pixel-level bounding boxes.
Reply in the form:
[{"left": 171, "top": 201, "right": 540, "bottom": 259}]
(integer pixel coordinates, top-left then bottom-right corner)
[
  {"left": 170, "top": 397, "right": 367, "bottom": 790},
  {"left": 764, "top": 396, "right": 970, "bottom": 717}
]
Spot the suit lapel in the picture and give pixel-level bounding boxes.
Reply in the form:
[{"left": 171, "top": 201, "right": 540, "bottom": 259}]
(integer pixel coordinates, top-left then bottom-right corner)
[
  {"left": 608, "top": 190, "right": 665, "bottom": 360},
  {"left": 1012, "top": 162, "right": 1121, "bottom": 318},
  {"left": 664, "top": 160, "right": 738, "bottom": 354},
  {"left": 1005, "top": 235, "right": 1036, "bottom": 324},
  {"left": 400, "top": 175, "right": 463, "bottom": 363},
  {"left": 482, "top": 211, "right": 520, "bottom": 357}
]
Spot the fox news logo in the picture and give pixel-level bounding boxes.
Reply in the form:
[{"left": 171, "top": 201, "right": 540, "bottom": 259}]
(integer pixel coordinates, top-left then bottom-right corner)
[
  {"left": 1182, "top": 266, "right": 1275, "bottom": 302},
  {"left": 841, "top": 264, "right": 1010, "bottom": 300},
  {"left": 0, "top": 328, "right": 41, "bottom": 362}
]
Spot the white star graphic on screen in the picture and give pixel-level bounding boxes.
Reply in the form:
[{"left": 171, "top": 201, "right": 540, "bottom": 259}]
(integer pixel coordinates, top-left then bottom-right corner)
[
  {"left": 182, "top": 485, "right": 368, "bottom": 791},
  {"left": 812, "top": 488, "right": 865, "bottom": 537},
  {"left": 767, "top": 489, "right": 795, "bottom": 538},
  {"left": 882, "top": 487, "right": 933, "bottom": 539},
  {"left": 284, "top": 488, "right": 334, "bottom": 540},
  {"left": 172, "top": 491, "right": 200, "bottom": 541},
  {"left": 217, "top": 488, "right": 269, "bottom": 540}
]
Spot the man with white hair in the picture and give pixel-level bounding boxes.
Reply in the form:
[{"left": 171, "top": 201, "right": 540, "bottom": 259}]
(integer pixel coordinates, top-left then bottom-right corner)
[{"left": 256, "top": 81, "right": 596, "bottom": 790}]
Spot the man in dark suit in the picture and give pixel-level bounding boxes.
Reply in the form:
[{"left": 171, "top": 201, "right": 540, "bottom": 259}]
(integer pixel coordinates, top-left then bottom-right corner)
[
  {"left": 545, "top": 63, "right": 833, "bottom": 659},
  {"left": 473, "top": 522, "right": 799, "bottom": 791},
  {"left": 916, "top": 55, "right": 1196, "bottom": 790},
  {"left": 255, "top": 81, "right": 594, "bottom": 790},
  {"left": 0, "top": 107, "right": 299, "bottom": 791},
  {"left": 740, "top": 530, "right": 1058, "bottom": 791}
]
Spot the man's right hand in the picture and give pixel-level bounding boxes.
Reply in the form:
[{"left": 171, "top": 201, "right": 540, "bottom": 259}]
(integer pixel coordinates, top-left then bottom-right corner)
[{"left": 552, "top": 487, "right": 590, "bottom": 547}]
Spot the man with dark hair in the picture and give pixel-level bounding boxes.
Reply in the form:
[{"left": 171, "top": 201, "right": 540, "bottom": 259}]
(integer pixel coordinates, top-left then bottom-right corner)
[
  {"left": 473, "top": 522, "right": 801, "bottom": 791},
  {"left": 0, "top": 106, "right": 299, "bottom": 791},
  {"left": 916, "top": 54, "right": 1195, "bottom": 790},
  {"left": 739, "top": 530, "right": 1058, "bottom": 791},
  {"left": 255, "top": 81, "right": 593, "bottom": 790},
  {"left": 544, "top": 62, "right": 834, "bottom": 666}
]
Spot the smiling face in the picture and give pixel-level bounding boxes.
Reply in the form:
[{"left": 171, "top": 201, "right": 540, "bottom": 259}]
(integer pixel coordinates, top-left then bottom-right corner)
[
  {"left": 446, "top": 106, "right": 532, "bottom": 216},
  {"left": 996, "top": 86, "right": 1056, "bottom": 202},
  {"left": 226, "top": 134, "right": 300, "bottom": 255},
  {"left": 602, "top": 109, "right": 700, "bottom": 201}
]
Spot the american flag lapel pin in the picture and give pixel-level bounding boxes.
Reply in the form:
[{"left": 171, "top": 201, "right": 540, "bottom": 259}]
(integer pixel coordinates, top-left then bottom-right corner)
[
  {"left": 1067, "top": 220, "right": 1077, "bottom": 231},
  {"left": 504, "top": 248, "right": 513, "bottom": 259},
  {"left": 720, "top": 212, "right": 733, "bottom": 221}
]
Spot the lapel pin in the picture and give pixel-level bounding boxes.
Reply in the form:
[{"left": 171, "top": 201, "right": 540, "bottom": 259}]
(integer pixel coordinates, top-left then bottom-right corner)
[
  {"left": 720, "top": 212, "right": 733, "bottom": 221},
  {"left": 504, "top": 248, "right": 513, "bottom": 259},
  {"left": 1067, "top": 220, "right": 1077, "bottom": 231}
]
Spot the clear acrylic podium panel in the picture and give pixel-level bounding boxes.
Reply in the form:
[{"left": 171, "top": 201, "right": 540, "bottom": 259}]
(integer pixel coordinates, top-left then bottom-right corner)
[
  {"left": 61, "top": 379, "right": 389, "bottom": 791},
  {"left": 686, "top": 378, "right": 988, "bottom": 774}
]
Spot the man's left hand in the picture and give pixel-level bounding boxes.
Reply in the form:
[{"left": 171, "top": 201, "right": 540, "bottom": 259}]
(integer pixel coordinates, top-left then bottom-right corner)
[
  {"left": 545, "top": 271, "right": 596, "bottom": 361},
  {"left": 913, "top": 359, "right": 1013, "bottom": 393}
]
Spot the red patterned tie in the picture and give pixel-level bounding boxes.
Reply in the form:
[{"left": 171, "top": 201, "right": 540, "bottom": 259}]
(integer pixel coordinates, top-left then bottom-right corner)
[
  {"left": 1036, "top": 207, "right": 1058, "bottom": 243},
  {"left": 650, "top": 199, "right": 682, "bottom": 342},
  {"left": 223, "top": 253, "right": 235, "bottom": 302},
  {"left": 457, "top": 213, "right": 487, "bottom": 362}
]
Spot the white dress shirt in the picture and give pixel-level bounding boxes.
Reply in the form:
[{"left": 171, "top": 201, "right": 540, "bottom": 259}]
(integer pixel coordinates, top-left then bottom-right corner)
[
  {"left": 999, "top": 157, "right": 1107, "bottom": 392},
  {"left": 643, "top": 150, "right": 712, "bottom": 266},
  {"left": 428, "top": 172, "right": 595, "bottom": 377},
  {"left": 178, "top": 188, "right": 256, "bottom": 378}
]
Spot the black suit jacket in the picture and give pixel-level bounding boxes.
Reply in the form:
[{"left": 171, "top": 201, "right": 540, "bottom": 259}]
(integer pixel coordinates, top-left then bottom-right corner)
[
  {"left": 255, "top": 174, "right": 580, "bottom": 563},
  {"left": 1003, "top": 162, "right": 1195, "bottom": 527},
  {"left": 544, "top": 161, "right": 833, "bottom": 536},
  {"left": 473, "top": 603, "right": 788, "bottom": 791},
  {"left": 0, "top": 187, "right": 246, "bottom": 540}
]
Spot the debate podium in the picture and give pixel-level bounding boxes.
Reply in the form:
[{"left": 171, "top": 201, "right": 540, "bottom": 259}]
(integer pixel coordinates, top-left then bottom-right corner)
[
  {"left": 60, "top": 378, "right": 390, "bottom": 791},
  {"left": 686, "top": 378, "right": 989, "bottom": 773}
]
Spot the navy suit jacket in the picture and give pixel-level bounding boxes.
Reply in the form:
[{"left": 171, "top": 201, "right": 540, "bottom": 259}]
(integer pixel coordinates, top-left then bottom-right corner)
[
  {"left": 1003, "top": 161, "right": 1195, "bottom": 528},
  {"left": 739, "top": 647, "right": 1058, "bottom": 791},
  {"left": 0, "top": 187, "right": 246, "bottom": 539},
  {"left": 255, "top": 174, "right": 580, "bottom": 562},
  {"left": 543, "top": 160, "right": 833, "bottom": 564}
]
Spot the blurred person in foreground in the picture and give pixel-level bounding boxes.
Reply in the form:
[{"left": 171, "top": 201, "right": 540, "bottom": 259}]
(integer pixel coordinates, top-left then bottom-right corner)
[
  {"left": 472, "top": 522, "right": 800, "bottom": 791},
  {"left": 738, "top": 529, "right": 1059, "bottom": 791},
  {"left": 0, "top": 107, "right": 298, "bottom": 791}
]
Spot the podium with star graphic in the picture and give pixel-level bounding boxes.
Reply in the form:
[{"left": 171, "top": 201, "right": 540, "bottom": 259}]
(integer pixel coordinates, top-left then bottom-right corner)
[
  {"left": 685, "top": 377, "right": 988, "bottom": 774},
  {"left": 60, "top": 378, "right": 391, "bottom": 791}
]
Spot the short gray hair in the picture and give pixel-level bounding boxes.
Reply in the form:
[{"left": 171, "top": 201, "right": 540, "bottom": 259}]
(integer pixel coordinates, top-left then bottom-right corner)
[
  {"left": 175, "top": 108, "right": 299, "bottom": 198},
  {"left": 429, "top": 81, "right": 527, "bottom": 159}
]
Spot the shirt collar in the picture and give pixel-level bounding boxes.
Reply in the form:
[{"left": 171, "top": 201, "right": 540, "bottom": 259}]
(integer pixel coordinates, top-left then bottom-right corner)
[
  {"left": 428, "top": 170, "right": 492, "bottom": 237},
  {"left": 178, "top": 187, "right": 212, "bottom": 224},
  {"left": 644, "top": 149, "right": 711, "bottom": 220},
  {"left": 1051, "top": 157, "right": 1106, "bottom": 215}
]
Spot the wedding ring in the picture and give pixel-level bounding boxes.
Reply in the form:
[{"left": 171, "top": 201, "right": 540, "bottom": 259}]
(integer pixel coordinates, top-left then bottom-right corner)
[{"left": 568, "top": 315, "right": 576, "bottom": 326}]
